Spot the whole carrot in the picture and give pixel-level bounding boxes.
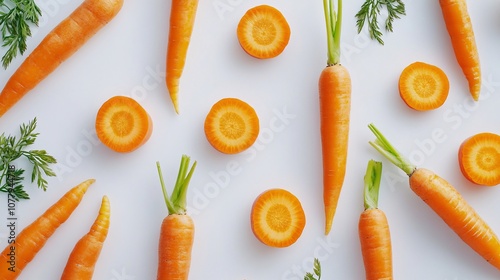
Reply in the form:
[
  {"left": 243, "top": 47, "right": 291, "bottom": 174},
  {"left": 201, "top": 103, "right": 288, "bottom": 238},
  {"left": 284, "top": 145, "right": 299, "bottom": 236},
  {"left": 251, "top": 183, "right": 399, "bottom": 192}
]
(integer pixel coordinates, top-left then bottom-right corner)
[
  {"left": 0, "top": 179, "right": 95, "bottom": 280},
  {"left": 320, "top": 0, "right": 352, "bottom": 235},
  {"left": 439, "top": 0, "right": 481, "bottom": 101},
  {"left": 359, "top": 160, "right": 393, "bottom": 280},
  {"left": 166, "top": 0, "right": 199, "bottom": 114},
  {"left": 0, "top": 0, "right": 124, "bottom": 117},
  {"left": 368, "top": 124, "right": 500, "bottom": 270},
  {"left": 156, "top": 155, "right": 197, "bottom": 280},
  {"left": 61, "top": 195, "right": 110, "bottom": 280}
]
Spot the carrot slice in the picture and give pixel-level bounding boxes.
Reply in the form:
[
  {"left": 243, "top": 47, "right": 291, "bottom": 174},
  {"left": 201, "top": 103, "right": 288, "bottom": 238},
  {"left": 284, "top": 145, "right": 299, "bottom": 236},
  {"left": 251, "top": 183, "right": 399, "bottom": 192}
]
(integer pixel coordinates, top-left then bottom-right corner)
[
  {"left": 204, "top": 97, "right": 259, "bottom": 154},
  {"left": 398, "top": 61, "right": 450, "bottom": 111},
  {"left": 250, "top": 188, "right": 306, "bottom": 248},
  {"left": 458, "top": 132, "right": 500, "bottom": 186},
  {"left": 237, "top": 5, "right": 291, "bottom": 59},
  {"left": 95, "top": 95, "right": 153, "bottom": 153}
]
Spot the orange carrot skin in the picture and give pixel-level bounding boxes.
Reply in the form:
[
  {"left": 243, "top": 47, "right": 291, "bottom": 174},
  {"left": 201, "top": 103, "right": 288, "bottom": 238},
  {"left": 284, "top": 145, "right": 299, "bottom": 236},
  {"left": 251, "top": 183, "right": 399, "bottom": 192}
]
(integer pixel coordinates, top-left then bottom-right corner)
[
  {"left": 166, "top": 0, "right": 199, "bottom": 114},
  {"left": 0, "top": 179, "right": 95, "bottom": 280},
  {"left": 359, "top": 209, "right": 393, "bottom": 280},
  {"left": 410, "top": 168, "right": 500, "bottom": 269},
  {"left": 439, "top": 0, "right": 481, "bottom": 101},
  {"left": 61, "top": 195, "right": 110, "bottom": 280},
  {"left": 319, "top": 64, "right": 351, "bottom": 235},
  {"left": 157, "top": 214, "right": 194, "bottom": 280},
  {"left": 0, "top": 0, "right": 124, "bottom": 117}
]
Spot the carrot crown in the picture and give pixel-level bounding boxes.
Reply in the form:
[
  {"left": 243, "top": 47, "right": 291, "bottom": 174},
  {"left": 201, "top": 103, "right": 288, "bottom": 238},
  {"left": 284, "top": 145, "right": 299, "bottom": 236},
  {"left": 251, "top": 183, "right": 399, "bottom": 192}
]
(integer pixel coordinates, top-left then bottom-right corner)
[
  {"left": 323, "top": 0, "right": 342, "bottom": 65},
  {"left": 363, "top": 160, "right": 383, "bottom": 210},
  {"left": 156, "top": 155, "right": 197, "bottom": 215},
  {"left": 368, "top": 124, "right": 416, "bottom": 176}
]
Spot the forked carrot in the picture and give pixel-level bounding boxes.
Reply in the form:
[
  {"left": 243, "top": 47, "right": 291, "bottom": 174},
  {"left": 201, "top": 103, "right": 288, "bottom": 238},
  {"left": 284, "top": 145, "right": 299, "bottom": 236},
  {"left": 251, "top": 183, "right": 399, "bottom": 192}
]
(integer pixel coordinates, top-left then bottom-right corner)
[
  {"left": 458, "top": 132, "right": 500, "bottom": 186},
  {"left": 368, "top": 124, "right": 500, "bottom": 270},
  {"left": 236, "top": 5, "right": 291, "bottom": 59},
  {"left": 95, "top": 95, "right": 153, "bottom": 153},
  {"left": 439, "top": 0, "right": 481, "bottom": 101},
  {"left": 358, "top": 160, "right": 393, "bottom": 280},
  {"left": 0, "top": 0, "right": 124, "bottom": 117},
  {"left": 0, "top": 179, "right": 95, "bottom": 279},
  {"left": 250, "top": 188, "right": 306, "bottom": 248},
  {"left": 60, "top": 195, "right": 110, "bottom": 280},
  {"left": 156, "top": 155, "right": 197, "bottom": 280},
  {"left": 204, "top": 98, "right": 260, "bottom": 154},
  {"left": 399, "top": 61, "right": 449, "bottom": 111},
  {"left": 166, "top": 0, "right": 199, "bottom": 114},
  {"left": 320, "top": 0, "right": 351, "bottom": 235}
]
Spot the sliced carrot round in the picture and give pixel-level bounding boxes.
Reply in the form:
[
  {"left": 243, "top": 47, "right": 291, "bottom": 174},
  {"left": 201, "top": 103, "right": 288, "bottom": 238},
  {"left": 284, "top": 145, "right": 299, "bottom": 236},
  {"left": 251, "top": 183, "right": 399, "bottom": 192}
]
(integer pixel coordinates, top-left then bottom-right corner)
[
  {"left": 204, "top": 97, "right": 259, "bottom": 154},
  {"left": 458, "top": 132, "right": 500, "bottom": 186},
  {"left": 237, "top": 5, "right": 291, "bottom": 59},
  {"left": 398, "top": 61, "right": 449, "bottom": 111},
  {"left": 250, "top": 188, "right": 306, "bottom": 248},
  {"left": 95, "top": 95, "right": 153, "bottom": 153}
]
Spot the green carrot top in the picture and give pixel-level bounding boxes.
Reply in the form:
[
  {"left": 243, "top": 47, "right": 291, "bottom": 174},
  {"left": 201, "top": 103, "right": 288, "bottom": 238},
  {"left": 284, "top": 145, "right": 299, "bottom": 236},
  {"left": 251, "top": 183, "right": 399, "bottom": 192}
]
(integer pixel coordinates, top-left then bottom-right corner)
[
  {"left": 323, "top": 0, "right": 343, "bottom": 66},
  {"left": 363, "top": 160, "right": 383, "bottom": 210},
  {"left": 368, "top": 123, "right": 416, "bottom": 176},
  {"left": 156, "top": 155, "right": 197, "bottom": 215}
]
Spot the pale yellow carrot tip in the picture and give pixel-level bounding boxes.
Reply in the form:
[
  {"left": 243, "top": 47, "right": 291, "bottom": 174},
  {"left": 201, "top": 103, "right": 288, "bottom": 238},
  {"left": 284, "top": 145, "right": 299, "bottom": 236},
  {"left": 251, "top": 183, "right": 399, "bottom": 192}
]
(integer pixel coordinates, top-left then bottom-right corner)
[
  {"left": 325, "top": 221, "right": 332, "bottom": 236},
  {"left": 171, "top": 96, "right": 180, "bottom": 114},
  {"left": 75, "top": 179, "right": 96, "bottom": 193},
  {"left": 100, "top": 195, "right": 110, "bottom": 213}
]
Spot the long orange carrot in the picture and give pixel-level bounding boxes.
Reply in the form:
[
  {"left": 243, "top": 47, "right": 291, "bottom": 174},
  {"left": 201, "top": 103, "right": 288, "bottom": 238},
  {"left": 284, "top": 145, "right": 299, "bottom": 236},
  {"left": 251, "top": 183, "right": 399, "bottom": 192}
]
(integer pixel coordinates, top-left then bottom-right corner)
[
  {"left": 439, "top": 0, "right": 481, "bottom": 101},
  {"left": 320, "top": 0, "right": 351, "bottom": 235},
  {"left": 358, "top": 160, "right": 393, "bottom": 280},
  {"left": 368, "top": 124, "right": 500, "bottom": 270},
  {"left": 166, "top": 0, "right": 199, "bottom": 114},
  {"left": 156, "top": 155, "right": 197, "bottom": 280},
  {"left": 0, "top": 0, "right": 124, "bottom": 117},
  {"left": 0, "top": 179, "right": 95, "bottom": 280},
  {"left": 60, "top": 195, "right": 110, "bottom": 280}
]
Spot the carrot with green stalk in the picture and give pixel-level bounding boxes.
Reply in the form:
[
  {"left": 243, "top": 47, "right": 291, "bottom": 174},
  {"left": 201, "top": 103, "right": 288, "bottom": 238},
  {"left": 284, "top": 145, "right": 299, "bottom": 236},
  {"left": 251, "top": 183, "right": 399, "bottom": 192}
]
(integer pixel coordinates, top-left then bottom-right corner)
[
  {"left": 320, "top": 0, "right": 352, "bottom": 235},
  {"left": 156, "top": 155, "right": 197, "bottom": 280},
  {"left": 359, "top": 160, "right": 393, "bottom": 280},
  {"left": 368, "top": 123, "right": 500, "bottom": 270}
]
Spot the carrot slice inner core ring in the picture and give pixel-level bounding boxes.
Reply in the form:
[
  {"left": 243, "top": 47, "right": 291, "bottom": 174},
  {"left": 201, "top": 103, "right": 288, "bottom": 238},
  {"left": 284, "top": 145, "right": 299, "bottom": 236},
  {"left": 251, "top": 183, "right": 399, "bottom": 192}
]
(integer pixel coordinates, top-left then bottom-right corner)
[
  {"left": 266, "top": 204, "right": 291, "bottom": 233},
  {"left": 111, "top": 110, "right": 134, "bottom": 136},
  {"left": 476, "top": 147, "right": 499, "bottom": 171},
  {"left": 220, "top": 112, "right": 246, "bottom": 139},
  {"left": 253, "top": 19, "right": 277, "bottom": 45}
]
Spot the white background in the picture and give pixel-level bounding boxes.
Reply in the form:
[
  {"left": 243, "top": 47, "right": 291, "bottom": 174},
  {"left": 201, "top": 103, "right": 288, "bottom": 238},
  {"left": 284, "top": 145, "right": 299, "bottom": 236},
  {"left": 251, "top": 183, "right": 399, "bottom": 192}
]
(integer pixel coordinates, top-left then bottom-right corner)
[{"left": 1, "top": 0, "right": 500, "bottom": 279}]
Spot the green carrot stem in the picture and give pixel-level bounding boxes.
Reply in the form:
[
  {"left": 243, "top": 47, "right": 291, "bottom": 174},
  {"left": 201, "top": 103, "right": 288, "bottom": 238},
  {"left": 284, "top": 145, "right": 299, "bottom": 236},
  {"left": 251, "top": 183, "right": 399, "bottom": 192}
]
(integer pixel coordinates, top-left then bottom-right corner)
[
  {"left": 368, "top": 123, "right": 416, "bottom": 176},
  {"left": 363, "top": 160, "right": 383, "bottom": 210},
  {"left": 156, "top": 155, "right": 197, "bottom": 215},
  {"left": 323, "top": 0, "right": 342, "bottom": 65}
]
